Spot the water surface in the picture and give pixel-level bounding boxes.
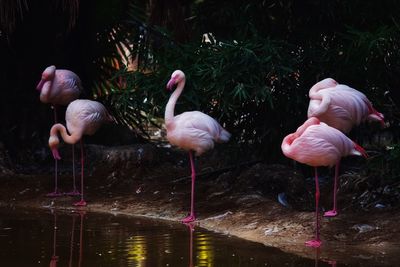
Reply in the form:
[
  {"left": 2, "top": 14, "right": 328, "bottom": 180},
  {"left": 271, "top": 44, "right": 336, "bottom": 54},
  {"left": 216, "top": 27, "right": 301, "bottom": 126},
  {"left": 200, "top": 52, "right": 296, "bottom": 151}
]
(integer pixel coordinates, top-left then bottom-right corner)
[{"left": 0, "top": 208, "right": 341, "bottom": 266}]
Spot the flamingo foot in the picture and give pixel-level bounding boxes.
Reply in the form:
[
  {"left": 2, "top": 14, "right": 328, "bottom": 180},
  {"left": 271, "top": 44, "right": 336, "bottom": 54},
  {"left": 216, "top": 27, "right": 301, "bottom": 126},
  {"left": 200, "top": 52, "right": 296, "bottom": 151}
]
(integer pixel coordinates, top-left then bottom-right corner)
[
  {"left": 73, "top": 200, "right": 87, "bottom": 207},
  {"left": 46, "top": 191, "right": 63, "bottom": 197},
  {"left": 182, "top": 214, "right": 196, "bottom": 223},
  {"left": 305, "top": 239, "right": 322, "bottom": 248},
  {"left": 323, "top": 210, "right": 338, "bottom": 217},
  {"left": 65, "top": 190, "right": 81, "bottom": 196}
]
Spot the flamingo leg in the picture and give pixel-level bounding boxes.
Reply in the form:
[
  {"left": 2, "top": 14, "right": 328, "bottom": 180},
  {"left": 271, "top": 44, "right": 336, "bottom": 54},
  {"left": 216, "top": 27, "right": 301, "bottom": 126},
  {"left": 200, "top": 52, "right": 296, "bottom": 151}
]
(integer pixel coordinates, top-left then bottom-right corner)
[
  {"left": 324, "top": 160, "right": 340, "bottom": 217},
  {"left": 182, "top": 151, "right": 196, "bottom": 223},
  {"left": 306, "top": 167, "right": 322, "bottom": 247},
  {"left": 47, "top": 106, "right": 62, "bottom": 197},
  {"left": 73, "top": 140, "right": 87, "bottom": 206},
  {"left": 66, "top": 144, "right": 80, "bottom": 196}
]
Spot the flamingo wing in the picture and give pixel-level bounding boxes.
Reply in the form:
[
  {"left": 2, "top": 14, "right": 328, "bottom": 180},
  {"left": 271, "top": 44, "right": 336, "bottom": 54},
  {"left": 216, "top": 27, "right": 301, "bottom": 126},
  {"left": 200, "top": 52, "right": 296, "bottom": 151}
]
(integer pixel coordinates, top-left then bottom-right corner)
[{"left": 168, "top": 111, "right": 227, "bottom": 155}]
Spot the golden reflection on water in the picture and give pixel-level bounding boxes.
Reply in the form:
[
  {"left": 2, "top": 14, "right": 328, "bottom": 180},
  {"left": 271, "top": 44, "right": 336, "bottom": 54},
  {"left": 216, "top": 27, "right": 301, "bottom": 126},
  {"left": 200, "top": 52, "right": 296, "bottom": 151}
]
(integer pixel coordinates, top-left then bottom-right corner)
[
  {"left": 194, "top": 232, "right": 214, "bottom": 267},
  {"left": 126, "top": 235, "right": 147, "bottom": 266}
]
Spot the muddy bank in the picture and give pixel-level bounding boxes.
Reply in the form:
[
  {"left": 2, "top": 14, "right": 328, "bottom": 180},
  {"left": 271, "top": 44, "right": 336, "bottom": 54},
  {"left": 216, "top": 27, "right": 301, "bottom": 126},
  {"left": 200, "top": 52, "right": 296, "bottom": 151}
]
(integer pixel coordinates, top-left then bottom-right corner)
[{"left": 0, "top": 143, "right": 400, "bottom": 265}]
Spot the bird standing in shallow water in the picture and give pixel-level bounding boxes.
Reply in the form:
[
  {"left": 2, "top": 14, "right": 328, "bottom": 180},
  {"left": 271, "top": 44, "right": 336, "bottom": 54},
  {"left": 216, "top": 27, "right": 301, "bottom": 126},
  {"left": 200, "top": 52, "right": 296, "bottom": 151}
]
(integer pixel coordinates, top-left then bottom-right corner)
[
  {"left": 49, "top": 99, "right": 111, "bottom": 206},
  {"left": 307, "top": 78, "right": 384, "bottom": 217},
  {"left": 165, "top": 70, "right": 231, "bottom": 223},
  {"left": 37, "top": 65, "right": 83, "bottom": 197},
  {"left": 281, "top": 117, "right": 367, "bottom": 247}
]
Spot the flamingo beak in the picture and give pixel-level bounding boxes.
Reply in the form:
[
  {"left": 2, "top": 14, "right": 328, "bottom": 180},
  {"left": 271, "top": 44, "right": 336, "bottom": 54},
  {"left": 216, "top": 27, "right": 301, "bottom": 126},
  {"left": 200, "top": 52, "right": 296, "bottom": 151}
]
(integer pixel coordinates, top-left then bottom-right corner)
[
  {"left": 51, "top": 148, "right": 61, "bottom": 160},
  {"left": 36, "top": 79, "right": 45, "bottom": 91},
  {"left": 166, "top": 77, "right": 177, "bottom": 91}
]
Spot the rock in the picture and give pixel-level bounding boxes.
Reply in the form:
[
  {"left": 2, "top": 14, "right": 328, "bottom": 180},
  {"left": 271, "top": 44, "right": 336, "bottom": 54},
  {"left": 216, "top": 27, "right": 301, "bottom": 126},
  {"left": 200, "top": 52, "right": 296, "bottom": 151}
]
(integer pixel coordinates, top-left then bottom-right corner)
[
  {"left": 352, "top": 224, "right": 377, "bottom": 233},
  {"left": 264, "top": 226, "right": 280, "bottom": 236}
]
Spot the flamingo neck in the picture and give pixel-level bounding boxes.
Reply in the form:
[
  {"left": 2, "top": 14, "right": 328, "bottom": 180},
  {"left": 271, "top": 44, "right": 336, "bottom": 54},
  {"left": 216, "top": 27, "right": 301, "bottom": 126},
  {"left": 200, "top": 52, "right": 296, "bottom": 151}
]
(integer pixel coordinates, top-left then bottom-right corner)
[
  {"left": 309, "top": 84, "right": 325, "bottom": 100},
  {"left": 50, "top": 123, "right": 82, "bottom": 145},
  {"left": 165, "top": 78, "right": 185, "bottom": 127},
  {"left": 309, "top": 79, "right": 336, "bottom": 99},
  {"left": 281, "top": 117, "right": 320, "bottom": 156},
  {"left": 39, "top": 82, "right": 52, "bottom": 103}
]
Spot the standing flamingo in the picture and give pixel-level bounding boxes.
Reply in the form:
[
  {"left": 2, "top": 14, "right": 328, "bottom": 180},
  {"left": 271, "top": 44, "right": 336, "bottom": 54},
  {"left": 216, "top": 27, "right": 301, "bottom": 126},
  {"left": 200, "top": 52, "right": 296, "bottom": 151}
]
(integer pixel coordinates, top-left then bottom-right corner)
[
  {"left": 165, "top": 70, "right": 231, "bottom": 223},
  {"left": 307, "top": 78, "right": 384, "bottom": 217},
  {"left": 37, "top": 65, "right": 83, "bottom": 197},
  {"left": 48, "top": 99, "right": 111, "bottom": 206},
  {"left": 281, "top": 117, "right": 367, "bottom": 247}
]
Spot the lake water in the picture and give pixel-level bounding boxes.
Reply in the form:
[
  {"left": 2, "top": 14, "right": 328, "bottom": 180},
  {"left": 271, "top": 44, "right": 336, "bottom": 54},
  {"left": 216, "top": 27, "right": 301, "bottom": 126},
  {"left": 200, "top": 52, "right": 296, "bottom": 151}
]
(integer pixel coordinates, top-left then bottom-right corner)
[{"left": 0, "top": 208, "right": 343, "bottom": 266}]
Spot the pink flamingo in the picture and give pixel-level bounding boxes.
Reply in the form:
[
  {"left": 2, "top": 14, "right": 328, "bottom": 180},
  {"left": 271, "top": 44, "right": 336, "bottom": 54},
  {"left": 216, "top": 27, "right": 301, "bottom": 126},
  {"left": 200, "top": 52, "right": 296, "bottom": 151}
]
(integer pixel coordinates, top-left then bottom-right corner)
[
  {"left": 165, "top": 70, "right": 231, "bottom": 223},
  {"left": 48, "top": 99, "right": 111, "bottom": 206},
  {"left": 281, "top": 117, "right": 367, "bottom": 247},
  {"left": 37, "top": 65, "right": 83, "bottom": 197},
  {"left": 307, "top": 78, "right": 384, "bottom": 217}
]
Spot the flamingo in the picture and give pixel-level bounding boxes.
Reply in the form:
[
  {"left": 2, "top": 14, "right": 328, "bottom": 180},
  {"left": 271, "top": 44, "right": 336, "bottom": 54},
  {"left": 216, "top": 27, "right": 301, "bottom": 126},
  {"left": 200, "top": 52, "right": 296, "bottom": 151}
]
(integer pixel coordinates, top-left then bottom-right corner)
[
  {"left": 281, "top": 117, "right": 367, "bottom": 247},
  {"left": 307, "top": 78, "right": 384, "bottom": 217},
  {"left": 48, "top": 99, "right": 111, "bottom": 206},
  {"left": 37, "top": 65, "right": 83, "bottom": 197},
  {"left": 165, "top": 70, "right": 231, "bottom": 223}
]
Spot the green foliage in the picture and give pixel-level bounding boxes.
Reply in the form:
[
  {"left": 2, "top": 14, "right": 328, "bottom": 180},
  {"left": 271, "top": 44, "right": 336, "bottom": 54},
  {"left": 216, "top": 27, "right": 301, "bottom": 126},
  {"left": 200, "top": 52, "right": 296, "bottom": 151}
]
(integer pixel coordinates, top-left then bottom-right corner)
[{"left": 93, "top": 0, "right": 400, "bottom": 161}]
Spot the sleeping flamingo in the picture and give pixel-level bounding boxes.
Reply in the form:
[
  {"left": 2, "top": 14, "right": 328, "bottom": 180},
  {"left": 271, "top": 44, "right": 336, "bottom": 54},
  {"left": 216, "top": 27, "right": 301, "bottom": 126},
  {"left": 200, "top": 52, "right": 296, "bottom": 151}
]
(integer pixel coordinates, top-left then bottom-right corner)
[
  {"left": 49, "top": 99, "right": 111, "bottom": 206},
  {"left": 165, "top": 70, "right": 231, "bottom": 223},
  {"left": 281, "top": 117, "right": 367, "bottom": 247},
  {"left": 307, "top": 78, "right": 384, "bottom": 217},
  {"left": 37, "top": 65, "right": 83, "bottom": 197}
]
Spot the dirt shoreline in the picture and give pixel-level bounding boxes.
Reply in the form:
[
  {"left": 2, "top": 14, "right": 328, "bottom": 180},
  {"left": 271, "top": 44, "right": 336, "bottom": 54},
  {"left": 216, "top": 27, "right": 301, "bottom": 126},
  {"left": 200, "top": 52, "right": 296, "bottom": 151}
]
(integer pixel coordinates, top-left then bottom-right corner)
[{"left": 1, "top": 144, "right": 399, "bottom": 266}]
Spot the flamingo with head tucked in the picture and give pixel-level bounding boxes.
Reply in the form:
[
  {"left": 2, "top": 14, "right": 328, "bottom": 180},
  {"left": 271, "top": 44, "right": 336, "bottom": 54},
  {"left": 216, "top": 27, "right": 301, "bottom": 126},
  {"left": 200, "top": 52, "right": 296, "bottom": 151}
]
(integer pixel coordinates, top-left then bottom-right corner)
[
  {"left": 282, "top": 117, "right": 367, "bottom": 247},
  {"left": 49, "top": 99, "right": 111, "bottom": 206},
  {"left": 37, "top": 65, "right": 83, "bottom": 197},
  {"left": 165, "top": 70, "right": 231, "bottom": 223},
  {"left": 307, "top": 78, "right": 384, "bottom": 217}
]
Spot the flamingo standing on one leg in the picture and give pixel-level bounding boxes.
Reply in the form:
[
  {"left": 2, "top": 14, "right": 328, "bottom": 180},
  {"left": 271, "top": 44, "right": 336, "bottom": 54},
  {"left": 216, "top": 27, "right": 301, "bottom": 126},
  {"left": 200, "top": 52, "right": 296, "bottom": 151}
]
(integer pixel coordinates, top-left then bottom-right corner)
[
  {"left": 165, "top": 70, "right": 231, "bottom": 223},
  {"left": 37, "top": 65, "right": 83, "bottom": 197},
  {"left": 48, "top": 99, "right": 111, "bottom": 206},
  {"left": 307, "top": 78, "right": 384, "bottom": 217},
  {"left": 281, "top": 117, "right": 367, "bottom": 247}
]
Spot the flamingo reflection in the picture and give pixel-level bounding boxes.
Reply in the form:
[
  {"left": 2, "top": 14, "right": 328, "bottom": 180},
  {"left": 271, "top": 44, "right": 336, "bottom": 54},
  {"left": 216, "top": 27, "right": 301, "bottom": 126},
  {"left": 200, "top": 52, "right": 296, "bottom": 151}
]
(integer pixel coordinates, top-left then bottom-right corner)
[
  {"left": 313, "top": 247, "right": 337, "bottom": 267},
  {"left": 68, "top": 211, "right": 85, "bottom": 267},
  {"left": 50, "top": 210, "right": 59, "bottom": 267},
  {"left": 184, "top": 222, "right": 195, "bottom": 267}
]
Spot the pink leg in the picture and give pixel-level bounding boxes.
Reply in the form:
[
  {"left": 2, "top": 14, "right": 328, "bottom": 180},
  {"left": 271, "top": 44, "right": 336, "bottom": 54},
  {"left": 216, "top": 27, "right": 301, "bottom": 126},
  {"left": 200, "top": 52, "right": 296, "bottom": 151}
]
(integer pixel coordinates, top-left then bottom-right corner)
[
  {"left": 182, "top": 151, "right": 196, "bottom": 223},
  {"left": 324, "top": 160, "right": 340, "bottom": 217},
  {"left": 66, "top": 144, "right": 80, "bottom": 196},
  {"left": 74, "top": 140, "right": 87, "bottom": 206},
  {"left": 47, "top": 107, "right": 62, "bottom": 197},
  {"left": 306, "top": 167, "right": 322, "bottom": 247}
]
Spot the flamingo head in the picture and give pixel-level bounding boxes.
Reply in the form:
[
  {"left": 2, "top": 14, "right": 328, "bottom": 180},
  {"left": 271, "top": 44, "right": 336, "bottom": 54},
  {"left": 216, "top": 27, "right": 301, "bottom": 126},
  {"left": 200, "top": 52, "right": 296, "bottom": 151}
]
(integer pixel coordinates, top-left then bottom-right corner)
[
  {"left": 48, "top": 135, "right": 61, "bottom": 160},
  {"left": 36, "top": 65, "right": 56, "bottom": 91},
  {"left": 166, "top": 70, "right": 185, "bottom": 91},
  {"left": 367, "top": 106, "right": 386, "bottom": 128}
]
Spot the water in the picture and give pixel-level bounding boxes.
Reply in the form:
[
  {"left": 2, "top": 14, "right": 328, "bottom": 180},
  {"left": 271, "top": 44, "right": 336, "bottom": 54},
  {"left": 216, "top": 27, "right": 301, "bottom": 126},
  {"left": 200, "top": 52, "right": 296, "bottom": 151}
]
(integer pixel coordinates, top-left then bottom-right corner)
[{"left": 0, "top": 208, "right": 339, "bottom": 266}]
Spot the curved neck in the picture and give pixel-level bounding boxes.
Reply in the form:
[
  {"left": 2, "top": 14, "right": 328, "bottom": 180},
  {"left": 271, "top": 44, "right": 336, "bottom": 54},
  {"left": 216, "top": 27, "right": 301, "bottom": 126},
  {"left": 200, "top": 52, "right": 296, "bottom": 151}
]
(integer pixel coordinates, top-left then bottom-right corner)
[
  {"left": 309, "top": 79, "right": 336, "bottom": 99},
  {"left": 309, "top": 83, "right": 325, "bottom": 100},
  {"left": 165, "top": 78, "right": 185, "bottom": 125},
  {"left": 50, "top": 123, "right": 82, "bottom": 145}
]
